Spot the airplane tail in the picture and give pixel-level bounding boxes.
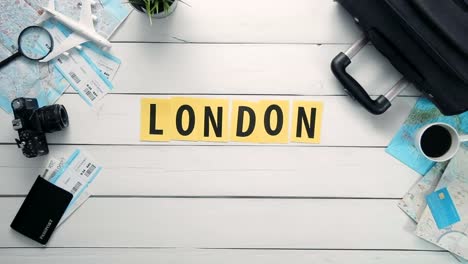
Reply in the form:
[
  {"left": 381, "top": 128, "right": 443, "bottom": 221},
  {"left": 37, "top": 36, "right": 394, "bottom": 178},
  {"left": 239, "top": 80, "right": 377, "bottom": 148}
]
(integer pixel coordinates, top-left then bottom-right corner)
[{"left": 35, "top": 0, "right": 55, "bottom": 24}]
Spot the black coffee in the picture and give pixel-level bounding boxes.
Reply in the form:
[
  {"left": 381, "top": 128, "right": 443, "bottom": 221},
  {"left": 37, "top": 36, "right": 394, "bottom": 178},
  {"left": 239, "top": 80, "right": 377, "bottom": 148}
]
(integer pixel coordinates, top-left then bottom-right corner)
[{"left": 420, "top": 125, "right": 452, "bottom": 158}]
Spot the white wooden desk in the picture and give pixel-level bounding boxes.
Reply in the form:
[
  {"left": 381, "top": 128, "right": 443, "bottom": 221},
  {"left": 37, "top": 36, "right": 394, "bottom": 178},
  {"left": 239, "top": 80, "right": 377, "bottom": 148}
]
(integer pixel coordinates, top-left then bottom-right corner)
[{"left": 0, "top": 0, "right": 459, "bottom": 263}]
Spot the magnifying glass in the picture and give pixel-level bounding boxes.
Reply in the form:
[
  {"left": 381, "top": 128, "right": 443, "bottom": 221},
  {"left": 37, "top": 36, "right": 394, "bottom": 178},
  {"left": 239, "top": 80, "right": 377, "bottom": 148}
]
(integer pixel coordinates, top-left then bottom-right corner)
[{"left": 0, "top": 26, "right": 53, "bottom": 68}]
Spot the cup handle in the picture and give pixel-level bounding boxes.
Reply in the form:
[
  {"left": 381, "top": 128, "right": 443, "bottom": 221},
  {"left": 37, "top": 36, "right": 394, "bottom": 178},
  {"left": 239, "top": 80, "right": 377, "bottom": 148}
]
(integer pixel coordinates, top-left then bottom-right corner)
[{"left": 460, "top": 134, "right": 468, "bottom": 142}]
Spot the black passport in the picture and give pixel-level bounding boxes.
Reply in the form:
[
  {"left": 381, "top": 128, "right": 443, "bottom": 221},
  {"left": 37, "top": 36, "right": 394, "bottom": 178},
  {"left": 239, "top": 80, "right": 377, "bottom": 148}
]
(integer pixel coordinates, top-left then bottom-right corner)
[{"left": 11, "top": 176, "right": 73, "bottom": 245}]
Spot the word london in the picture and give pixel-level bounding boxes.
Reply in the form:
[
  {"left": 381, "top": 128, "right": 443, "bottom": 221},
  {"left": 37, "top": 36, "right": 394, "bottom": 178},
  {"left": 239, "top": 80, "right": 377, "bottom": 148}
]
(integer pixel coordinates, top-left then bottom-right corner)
[{"left": 140, "top": 98, "right": 324, "bottom": 144}]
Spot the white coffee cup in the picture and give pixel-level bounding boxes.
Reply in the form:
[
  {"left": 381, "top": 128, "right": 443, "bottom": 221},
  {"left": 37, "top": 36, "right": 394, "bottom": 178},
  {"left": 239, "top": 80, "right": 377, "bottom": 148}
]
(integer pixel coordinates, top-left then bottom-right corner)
[{"left": 415, "top": 122, "right": 468, "bottom": 162}]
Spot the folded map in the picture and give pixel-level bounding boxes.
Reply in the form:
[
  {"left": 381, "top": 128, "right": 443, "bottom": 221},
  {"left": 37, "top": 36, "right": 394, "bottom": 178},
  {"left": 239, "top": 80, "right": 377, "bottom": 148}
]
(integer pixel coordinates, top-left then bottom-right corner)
[
  {"left": 398, "top": 162, "right": 448, "bottom": 222},
  {"left": 416, "top": 145, "right": 468, "bottom": 259}
]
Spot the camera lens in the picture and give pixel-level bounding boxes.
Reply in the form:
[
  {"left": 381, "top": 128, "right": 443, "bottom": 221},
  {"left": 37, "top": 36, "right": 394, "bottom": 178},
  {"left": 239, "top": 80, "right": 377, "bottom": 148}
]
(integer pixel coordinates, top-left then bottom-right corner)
[{"left": 36, "top": 104, "right": 69, "bottom": 133}]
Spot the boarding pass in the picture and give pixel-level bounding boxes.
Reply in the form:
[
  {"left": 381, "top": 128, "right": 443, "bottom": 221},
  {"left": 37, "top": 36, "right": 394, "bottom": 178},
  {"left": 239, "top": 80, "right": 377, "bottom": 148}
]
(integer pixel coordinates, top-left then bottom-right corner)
[
  {"left": 41, "top": 157, "right": 92, "bottom": 226},
  {"left": 42, "top": 157, "right": 66, "bottom": 181},
  {"left": 84, "top": 42, "right": 122, "bottom": 81},
  {"left": 55, "top": 50, "right": 113, "bottom": 106},
  {"left": 59, "top": 188, "right": 92, "bottom": 226},
  {"left": 44, "top": 21, "right": 117, "bottom": 106},
  {"left": 49, "top": 150, "right": 101, "bottom": 208}
]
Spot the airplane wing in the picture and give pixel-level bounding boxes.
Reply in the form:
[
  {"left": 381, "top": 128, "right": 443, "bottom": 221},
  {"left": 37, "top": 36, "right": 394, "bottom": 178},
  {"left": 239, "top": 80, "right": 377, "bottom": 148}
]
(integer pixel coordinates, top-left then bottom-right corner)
[
  {"left": 40, "top": 33, "right": 88, "bottom": 62},
  {"left": 35, "top": 0, "right": 55, "bottom": 24},
  {"left": 79, "top": 0, "right": 95, "bottom": 30}
]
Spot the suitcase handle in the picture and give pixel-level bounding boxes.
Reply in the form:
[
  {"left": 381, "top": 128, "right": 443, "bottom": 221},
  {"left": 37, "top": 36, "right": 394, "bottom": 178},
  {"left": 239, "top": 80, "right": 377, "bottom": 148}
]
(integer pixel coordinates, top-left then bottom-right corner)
[{"left": 331, "top": 36, "right": 409, "bottom": 115}]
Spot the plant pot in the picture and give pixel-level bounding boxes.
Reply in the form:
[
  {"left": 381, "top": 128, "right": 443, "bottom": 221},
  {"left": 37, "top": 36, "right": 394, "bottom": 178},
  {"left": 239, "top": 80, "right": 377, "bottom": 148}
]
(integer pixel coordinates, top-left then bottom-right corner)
[{"left": 131, "top": 0, "right": 178, "bottom": 19}]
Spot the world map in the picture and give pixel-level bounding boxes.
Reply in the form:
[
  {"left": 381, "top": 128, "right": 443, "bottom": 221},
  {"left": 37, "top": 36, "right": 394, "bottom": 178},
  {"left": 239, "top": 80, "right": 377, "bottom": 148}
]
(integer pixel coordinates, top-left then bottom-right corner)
[{"left": 386, "top": 98, "right": 468, "bottom": 175}]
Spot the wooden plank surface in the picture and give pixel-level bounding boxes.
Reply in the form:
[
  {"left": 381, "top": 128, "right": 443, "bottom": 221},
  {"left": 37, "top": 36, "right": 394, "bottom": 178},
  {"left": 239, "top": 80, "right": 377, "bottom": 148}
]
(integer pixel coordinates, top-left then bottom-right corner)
[
  {"left": 0, "top": 248, "right": 458, "bottom": 264},
  {"left": 103, "top": 43, "right": 419, "bottom": 96},
  {"left": 57, "top": 43, "right": 421, "bottom": 96},
  {"left": 0, "top": 145, "right": 420, "bottom": 197},
  {"left": 0, "top": 0, "right": 444, "bottom": 262},
  {"left": 112, "top": 0, "right": 362, "bottom": 43},
  {"left": 1, "top": 198, "right": 436, "bottom": 250}
]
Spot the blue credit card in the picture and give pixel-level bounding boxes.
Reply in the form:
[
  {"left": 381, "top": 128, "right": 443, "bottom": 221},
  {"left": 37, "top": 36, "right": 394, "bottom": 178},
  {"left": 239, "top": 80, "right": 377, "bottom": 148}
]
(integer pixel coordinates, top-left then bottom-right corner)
[{"left": 426, "top": 188, "right": 460, "bottom": 229}]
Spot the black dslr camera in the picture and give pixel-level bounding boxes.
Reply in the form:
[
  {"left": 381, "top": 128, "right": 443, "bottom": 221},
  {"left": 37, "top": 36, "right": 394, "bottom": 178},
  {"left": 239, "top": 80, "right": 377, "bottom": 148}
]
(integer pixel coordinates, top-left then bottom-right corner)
[{"left": 11, "top": 98, "right": 69, "bottom": 158}]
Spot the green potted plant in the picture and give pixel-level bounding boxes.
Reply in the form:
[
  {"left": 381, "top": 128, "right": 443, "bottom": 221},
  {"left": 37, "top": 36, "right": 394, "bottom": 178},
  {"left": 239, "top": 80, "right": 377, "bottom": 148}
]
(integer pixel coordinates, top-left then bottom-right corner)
[{"left": 129, "top": 0, "right": 182, "bottom": 23}]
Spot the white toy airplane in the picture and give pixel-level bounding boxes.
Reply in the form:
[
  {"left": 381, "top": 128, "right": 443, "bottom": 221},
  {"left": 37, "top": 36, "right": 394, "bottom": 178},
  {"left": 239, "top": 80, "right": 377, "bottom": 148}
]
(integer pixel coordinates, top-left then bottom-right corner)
[{"left": 37, "top": 0, "right": 112, "bottom": 62}]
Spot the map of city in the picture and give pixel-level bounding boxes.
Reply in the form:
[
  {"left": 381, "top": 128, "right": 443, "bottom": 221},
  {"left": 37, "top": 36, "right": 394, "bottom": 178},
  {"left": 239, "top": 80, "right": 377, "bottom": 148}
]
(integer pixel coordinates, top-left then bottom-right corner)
[
  {"left": 386, "top": 98, "right": 468, "bottom": 175},
  {"left": 0, "top": 0, "right": 131, "bottom": 113},
  {"left": 416, "top": 146, "right": 468, "bottom": 260},
  {"left": 0, "top": 0, "right": 69, "bottom": 112},
  {"left": 398, "top": 162, "right": 448, "bottom": 222}
]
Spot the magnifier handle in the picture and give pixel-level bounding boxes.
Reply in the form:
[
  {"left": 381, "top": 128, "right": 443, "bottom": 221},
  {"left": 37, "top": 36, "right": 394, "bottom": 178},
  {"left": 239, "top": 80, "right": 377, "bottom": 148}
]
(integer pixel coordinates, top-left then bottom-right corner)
[{"left": 0, "top": 52, "right": 21, "bottom": 68}]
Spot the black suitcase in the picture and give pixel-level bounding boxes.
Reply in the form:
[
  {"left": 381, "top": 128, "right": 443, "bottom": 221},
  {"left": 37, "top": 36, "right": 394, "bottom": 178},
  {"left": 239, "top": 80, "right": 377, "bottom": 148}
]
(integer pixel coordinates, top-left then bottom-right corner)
[{"left": 331, "top": 0, "right": 468, "bottom": 115}]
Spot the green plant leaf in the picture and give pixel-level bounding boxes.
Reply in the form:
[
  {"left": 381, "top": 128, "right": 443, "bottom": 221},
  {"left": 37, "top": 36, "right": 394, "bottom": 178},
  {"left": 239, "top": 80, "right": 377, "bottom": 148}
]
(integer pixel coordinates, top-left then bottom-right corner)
[{"left": 131, "top": 0, "right": 181, "bottom": 24}]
